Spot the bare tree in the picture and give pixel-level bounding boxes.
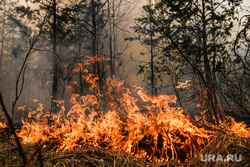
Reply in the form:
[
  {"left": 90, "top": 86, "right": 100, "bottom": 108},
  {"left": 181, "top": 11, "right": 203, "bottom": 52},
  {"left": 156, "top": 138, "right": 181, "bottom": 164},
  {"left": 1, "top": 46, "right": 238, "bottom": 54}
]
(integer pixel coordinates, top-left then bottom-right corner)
[
  {"left": 52, "top": 0, "right": 59, "bottom": 113},
  {"left": 0, "top": 0, "right": 6, "bottom": 76}
]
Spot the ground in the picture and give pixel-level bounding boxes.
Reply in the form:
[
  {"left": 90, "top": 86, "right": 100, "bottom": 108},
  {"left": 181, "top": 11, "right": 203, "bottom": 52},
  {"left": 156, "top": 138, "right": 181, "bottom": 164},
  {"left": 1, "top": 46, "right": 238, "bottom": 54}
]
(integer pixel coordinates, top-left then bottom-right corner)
[{"left": 0, "top": 132, "right": 249, "bottom": 167}]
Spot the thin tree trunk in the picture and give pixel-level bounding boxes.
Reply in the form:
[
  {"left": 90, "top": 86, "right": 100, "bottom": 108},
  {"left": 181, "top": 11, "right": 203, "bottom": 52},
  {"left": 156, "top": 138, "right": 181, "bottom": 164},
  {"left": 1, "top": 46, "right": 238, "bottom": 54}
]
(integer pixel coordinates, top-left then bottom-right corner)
[
  {"left": 170, "top": 73, "right": 182, "bottom": 107},
  {"left": 91, "top": 0, "right": 100, "bottom": 118},
  {"left": 91, "top": 0, "right": 97, "bottom": 75},
  {"left": 108, "top": 0, "right": 113, "bottom": 77},
  {"left": 211, "top": 0, "right": 217, "bottom": 85},
  {"left": 201, "top": 0, "right": 219, "bottom": 124},
  {"left": 149, "top": 0, "right": 154, "bottom": 96},
  {"left": 52, "top": 0, "right": 58, "bottom": 113},
  {"left": 0, "top": 0, "right": 6, "bottom": 82},
  {"left": 112, "top": 0, "right": 116, "bottom": 76},
  {"left": 78, "top": 42, "right": 83, "bottom": 96},
  {"left": 0, "top": 93, "right": 26, "bottom": 165}
]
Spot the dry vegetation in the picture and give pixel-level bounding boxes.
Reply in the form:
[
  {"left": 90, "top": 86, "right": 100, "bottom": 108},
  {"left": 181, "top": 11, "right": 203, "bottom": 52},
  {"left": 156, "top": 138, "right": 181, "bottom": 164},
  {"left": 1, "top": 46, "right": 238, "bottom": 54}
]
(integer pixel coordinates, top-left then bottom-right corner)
[{"left": 0, "top": 131, "right": 249, "bottom": 167}]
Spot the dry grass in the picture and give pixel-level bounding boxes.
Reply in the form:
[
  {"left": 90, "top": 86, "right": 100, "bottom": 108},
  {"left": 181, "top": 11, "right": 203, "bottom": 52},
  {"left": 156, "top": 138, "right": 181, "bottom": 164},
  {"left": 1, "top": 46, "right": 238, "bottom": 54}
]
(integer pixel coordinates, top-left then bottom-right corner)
[
  {"left": 187, "top": 133, "right": 250, "bottom": 167},
  {"left": 0, "top": 132, "right": 249, "bottom": 167},
  {"left": 0, "top": 134, "right": 155, "bottom": 167}
]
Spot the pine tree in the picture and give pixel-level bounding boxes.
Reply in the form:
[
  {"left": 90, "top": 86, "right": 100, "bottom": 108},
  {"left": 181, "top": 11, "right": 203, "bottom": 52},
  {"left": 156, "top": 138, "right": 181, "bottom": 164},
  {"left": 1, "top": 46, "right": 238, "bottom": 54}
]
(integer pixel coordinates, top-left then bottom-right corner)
[{"left": 135, "top": 0, "right": 243, "bottom": 124}]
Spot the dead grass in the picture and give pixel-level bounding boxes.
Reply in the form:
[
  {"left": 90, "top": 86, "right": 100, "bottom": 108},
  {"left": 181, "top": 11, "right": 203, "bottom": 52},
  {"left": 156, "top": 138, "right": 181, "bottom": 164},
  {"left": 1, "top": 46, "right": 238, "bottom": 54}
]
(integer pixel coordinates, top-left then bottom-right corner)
[
  {"left": 187, "top": 133, "right": 250, "bottom": 167},
  {"left": 0, "top": 132, "right": 249, "bottom": 167}
]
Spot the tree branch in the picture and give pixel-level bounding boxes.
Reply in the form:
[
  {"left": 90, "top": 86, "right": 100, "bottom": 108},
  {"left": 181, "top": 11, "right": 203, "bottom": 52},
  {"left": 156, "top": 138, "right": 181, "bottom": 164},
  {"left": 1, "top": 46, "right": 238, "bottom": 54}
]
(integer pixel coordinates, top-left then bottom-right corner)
[{"left": 0, "top": 93, "right": 26, "bottom": 165}]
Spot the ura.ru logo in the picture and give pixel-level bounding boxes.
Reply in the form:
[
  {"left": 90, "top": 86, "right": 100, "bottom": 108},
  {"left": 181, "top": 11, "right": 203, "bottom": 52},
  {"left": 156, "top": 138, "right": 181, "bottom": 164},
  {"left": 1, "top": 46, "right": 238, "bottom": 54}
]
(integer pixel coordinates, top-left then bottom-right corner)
[{"left": 200, "top": 154, "right": 242, "bottom": 162}]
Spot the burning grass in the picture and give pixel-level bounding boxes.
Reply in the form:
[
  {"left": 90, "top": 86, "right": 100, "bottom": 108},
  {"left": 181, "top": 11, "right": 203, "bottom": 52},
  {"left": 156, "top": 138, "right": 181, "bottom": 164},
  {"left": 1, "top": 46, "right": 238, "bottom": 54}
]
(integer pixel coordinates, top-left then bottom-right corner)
[
  {"left": 0, "top": 62, "right": 249, "bottom": 166},
  {"left": 16, "top": 72, "right": 216, "bottom": 163},
  {"left": 0, "top": 132, "right": 249, "bottom": 167},
  {"left": 0, "top": 137, "right": 154, "bottom": 167}
]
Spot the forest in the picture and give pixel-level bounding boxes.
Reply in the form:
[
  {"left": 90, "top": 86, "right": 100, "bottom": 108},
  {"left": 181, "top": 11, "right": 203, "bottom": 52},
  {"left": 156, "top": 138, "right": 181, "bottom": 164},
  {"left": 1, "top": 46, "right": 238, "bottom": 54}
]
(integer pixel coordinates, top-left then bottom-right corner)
[{"left": 0, "top": 0, "right": 249, "bottom": 166}]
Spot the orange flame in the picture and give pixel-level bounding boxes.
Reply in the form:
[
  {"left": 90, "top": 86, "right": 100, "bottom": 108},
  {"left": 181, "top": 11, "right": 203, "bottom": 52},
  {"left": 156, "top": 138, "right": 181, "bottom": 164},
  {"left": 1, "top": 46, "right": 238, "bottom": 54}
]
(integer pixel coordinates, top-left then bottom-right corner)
[
  {"left": 0, "top": 112, "right": 6, "bottom": 130},
  {"left": 0, "top": 122, "right": 6, "bottom": 129},
  {"left": 0, "top": 60, "right": 249, "bottom": 163},
  {"left": 222, "top": 116, "right": 250, "bottom": 138},
  {"left": 18, "top": 105, "right": 26, "bottom": 111},
  {"left": 16, "top": 69, "right": 217, "bottom": 163}
]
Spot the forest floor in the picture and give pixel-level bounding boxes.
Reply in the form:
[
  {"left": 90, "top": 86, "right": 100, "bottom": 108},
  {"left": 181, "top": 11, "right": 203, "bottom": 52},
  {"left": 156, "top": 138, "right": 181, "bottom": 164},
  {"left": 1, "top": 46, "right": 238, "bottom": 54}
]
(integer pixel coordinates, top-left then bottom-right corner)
[{"left": 0, "top": 132, "right": 249, "bottom": 167}]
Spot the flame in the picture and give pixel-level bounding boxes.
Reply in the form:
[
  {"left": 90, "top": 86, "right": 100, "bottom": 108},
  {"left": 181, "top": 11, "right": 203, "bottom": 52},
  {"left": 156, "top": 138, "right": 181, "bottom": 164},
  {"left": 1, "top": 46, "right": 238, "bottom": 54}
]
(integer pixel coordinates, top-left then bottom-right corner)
[
  {"left": 221, "top": 116, "right": 250, "bottom": 138},
  {"left": 18, "top": 105, "right": 26, "bottom": 111},
  {"left": 0, "top": 112, "right": 6, "bottom": 130},
  {"left": 0, "top": 60, "right": 249, "bottom": 163},
  {"left": 0, "top": 122, "right": 6, "bottom": 129},
  {"left": 30, "top": 98, "right": 39, "bottom": 103},
  {"left": 176, "top": 80, "right": 191, "bottom": 89},
  {"left": 195, "top": 110, "right": 250, "bottom": 138},
  {"left": 16, "top": 69, "right": 217, "bottom": 163},
  {"left": 71, "top": 81, "right": 80, "bottom": 87}
]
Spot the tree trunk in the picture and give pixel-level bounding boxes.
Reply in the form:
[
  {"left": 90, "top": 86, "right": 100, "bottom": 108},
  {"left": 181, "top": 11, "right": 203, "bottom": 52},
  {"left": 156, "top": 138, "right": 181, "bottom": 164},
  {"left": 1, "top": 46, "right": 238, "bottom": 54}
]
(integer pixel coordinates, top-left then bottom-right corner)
[
  {"left": 52, "top": 0, "right": 58, "bottom": 113},
  {"left": 108, "top": 0, "right": 113, "bottom": 77},
  {"left": 211, "top": 0, "right": 217, "bottom": 86},
  {"left": 112, "top": 0, "right": 116, "bottom": 76},
  {"left": 0, "top": 0, "right": 6, "bottom": 82},
  {"left": 91, "top": 0, "right": 97, "bottom": 75},
  {"left": 149, "top": 0, "right": 155, "bottom": 96},
  {"left": 91, "top": 0, "right": 100, "bottom": 118},
  {"left": 201, "top": 0, "right": 219, "bottom": 124}
]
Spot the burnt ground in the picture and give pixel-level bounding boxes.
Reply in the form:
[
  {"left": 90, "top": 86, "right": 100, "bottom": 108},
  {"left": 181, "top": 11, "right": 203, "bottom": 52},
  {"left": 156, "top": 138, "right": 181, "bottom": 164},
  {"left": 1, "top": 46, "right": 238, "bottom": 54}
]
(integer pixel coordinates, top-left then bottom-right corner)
[{"left": 0, "top": 131, "right": 249, "bottom": 167}]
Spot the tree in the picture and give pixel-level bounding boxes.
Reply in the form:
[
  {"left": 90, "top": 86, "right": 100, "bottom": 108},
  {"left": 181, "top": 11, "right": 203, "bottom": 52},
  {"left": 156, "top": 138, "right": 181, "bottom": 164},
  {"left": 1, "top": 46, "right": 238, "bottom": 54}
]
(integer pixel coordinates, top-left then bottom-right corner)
[
  {"left": 133, "top": 1, "right": 163, "bottom": 96},
  {"left": 230, "top": 15, "right": 250, "bottom": 116},
  {"left": 0, "top": 0, "right": 30, "bottom": 112},
  {"left": 52, "top": 0, "right": 58, "bottom": 112},
  {"left": 149, "top": 0, "right": 155, "bottom": 96},
  {"left": 69, "top": 0, "right": 107, "bottom": 80},
  {"left": 135, "top": 0, "right": 244, "bottom": 124},
  {"left": 9, "top": 0, "right": 138, "bottom": 116},
  {"left": 104, "top": 0, "right": 137, "bottom": 79},
  {"left": 0, "top": 0, "right": 6, "bottom": 75},
  {"left": 14, "top": 0, "right": 80, "bottom": 112}
]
